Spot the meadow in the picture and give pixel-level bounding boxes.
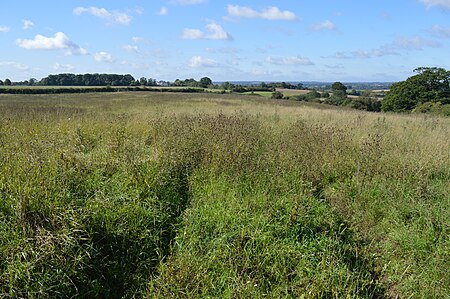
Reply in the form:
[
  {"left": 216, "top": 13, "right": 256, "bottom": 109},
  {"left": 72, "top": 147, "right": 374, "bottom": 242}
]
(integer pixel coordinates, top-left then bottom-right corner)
[{"left": 0, "top": 92, "right": 449, "bottom": 298}]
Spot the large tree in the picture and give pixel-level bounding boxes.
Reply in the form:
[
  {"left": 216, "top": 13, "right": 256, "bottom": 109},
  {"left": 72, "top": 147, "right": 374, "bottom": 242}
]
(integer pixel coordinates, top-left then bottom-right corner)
[
  {"left": 199, "top": 77, "right": 212, "bottom": 88},
  {"left": 382, "top": 67, "right": 450, "bottom": 112},
  {"left": 327, "top": 81, "right": 348, "bottom": 105},
  {"left": 331, "top": 81, "right": 347, "bottom": 93},
  {"left": 4, "top": 78, "right": 12, "bottom": 86}
]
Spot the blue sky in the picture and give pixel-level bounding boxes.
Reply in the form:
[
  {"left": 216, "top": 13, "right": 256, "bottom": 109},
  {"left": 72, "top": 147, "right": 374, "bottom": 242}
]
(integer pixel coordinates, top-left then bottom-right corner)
[{"left": 1, "top": 0, "right": 450, "bottom": 82}]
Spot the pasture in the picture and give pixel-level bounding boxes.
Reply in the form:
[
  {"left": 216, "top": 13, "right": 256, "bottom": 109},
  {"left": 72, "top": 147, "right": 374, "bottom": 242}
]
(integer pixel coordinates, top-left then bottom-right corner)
[{"left": 0, "top": 92, "right": 449, "bottom": 298}]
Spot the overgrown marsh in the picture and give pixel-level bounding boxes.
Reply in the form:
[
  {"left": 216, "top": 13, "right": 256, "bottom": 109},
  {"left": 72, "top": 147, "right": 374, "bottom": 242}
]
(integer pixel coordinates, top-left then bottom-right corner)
[{"left": 0, "top": 92, "right": 448, "bottom": 298}]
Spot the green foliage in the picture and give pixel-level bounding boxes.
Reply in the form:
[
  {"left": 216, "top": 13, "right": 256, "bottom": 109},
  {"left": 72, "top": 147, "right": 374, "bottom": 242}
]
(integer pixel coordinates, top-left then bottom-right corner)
[
  {"left": 324, "top": 91, "right": 347, "bottom": 106},
  {"left": 139, "top": 77, "right": 148, "bottom": 86},
  {"left": 295, "top": 90, "right": 321, "bottom": 102},
  {"left": 413, "top": 101, "right": 450, "bottom": 116},
  {"left": 220, "top": 81, "right": 234, "bottom": 90},
  {"left": 263, "top": 82, "right": 303, "bottom": 90},
  {"left": 271, "top": 91, "right": 284, "bottom": 99},
  {"left": 4, "top": 78, "right": 11, "bottom": 86},
  {"left": 0, "top": 86, "right": 205, "bottom": 95},
  {"left": 174, "top": 77, "right": 213, "bottom": 88},
  {"left": 382, "top": 67, "right": 450, "bottom": 112},
  {"left": 39, "top": 73, "right": 136, "bottom": 86},
  {"left": 347, "top": 95, "right": 382, "bottom": 112},
  {"left": 199, "top": 77, "right": 212, "bottom": 88},
  {"left": 331, "top": 81, "right": 348, "bottom": 92}
]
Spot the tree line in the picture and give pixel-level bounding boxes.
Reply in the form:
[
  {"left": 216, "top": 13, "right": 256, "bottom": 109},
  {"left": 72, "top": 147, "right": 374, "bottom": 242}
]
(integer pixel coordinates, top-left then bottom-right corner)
[
  {"left": 39, "top": 73, "right": 136, "bottom": 86},
  {"left": 0, "top": 74, "right": 164, "bottom": 87},
  {"left": 381, "top": 67, "right": 449, "bottom": 114}
]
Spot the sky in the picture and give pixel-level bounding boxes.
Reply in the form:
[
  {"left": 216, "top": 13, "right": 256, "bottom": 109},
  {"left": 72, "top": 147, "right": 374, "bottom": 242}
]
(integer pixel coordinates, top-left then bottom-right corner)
[{"left": 1, "top": 0, "right": 450, "bottom": 82}]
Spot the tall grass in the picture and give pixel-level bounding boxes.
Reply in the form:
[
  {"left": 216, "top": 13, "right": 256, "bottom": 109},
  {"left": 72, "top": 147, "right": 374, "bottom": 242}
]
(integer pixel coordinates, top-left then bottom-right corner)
[{"left": 0, "top": 93, "right": 448, "bottom": 298}]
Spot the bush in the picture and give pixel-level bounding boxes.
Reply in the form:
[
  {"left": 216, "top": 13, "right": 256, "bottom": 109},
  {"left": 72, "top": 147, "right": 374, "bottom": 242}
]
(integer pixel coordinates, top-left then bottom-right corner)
[{"left": 271, "top": 91, "right": 284, "bottom": 99}]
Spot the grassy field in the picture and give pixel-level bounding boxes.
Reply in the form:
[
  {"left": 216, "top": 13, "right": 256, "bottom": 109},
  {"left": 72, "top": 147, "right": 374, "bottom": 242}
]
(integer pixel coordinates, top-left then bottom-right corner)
[
  {"left": 241, "top": 89, "right": 311, "bottom": 98},
  {"left": 0, "top": 92, "right": 449, "bottom": 298},
  {"left": 241, "top": 91, "right": 273, "bottom": 97},
  {"left": 276, "top": 88, "right": 311, "bottom": 96}
]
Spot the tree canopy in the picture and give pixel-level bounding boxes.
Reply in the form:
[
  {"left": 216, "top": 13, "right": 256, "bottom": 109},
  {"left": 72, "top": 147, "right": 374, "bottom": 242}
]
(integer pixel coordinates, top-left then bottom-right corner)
[
  {"left": 173, "top": 77, "right": 213, "bottom": 88},
  {"left": 39, "top": 73, "right": 136, "bottom": 86},
  {"left": 382, "top": 67, "right": 450, "bottom": 112},
  {"left": 331, "top": 82, "right": 347, "bottom": 92}
]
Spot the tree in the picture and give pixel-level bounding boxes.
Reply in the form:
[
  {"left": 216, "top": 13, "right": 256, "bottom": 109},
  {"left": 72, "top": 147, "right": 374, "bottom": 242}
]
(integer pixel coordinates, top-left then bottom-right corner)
[
  {"left": 271, "top": 91, "right": 284, "bottom": 99},
  {"left": 221, "top": 82, "right": 234, "bottom": 90},
  {"left": 199, "top": 77, "right": 212, "bottom": 88},
  {"left": 4, "top": 78, "right": 11, "bottom": 86},
  {"left": 0, "top": 80, "right": 3, "bottom": 85},
  {"left": 382, "top": 67, "right": 450, "bottom": 112},
  {"left": 305, "top": 90, "right": 321, "bottom": 101},
  {"left": 139, "top": 77, "right": 148, "bottom": 86},
  {"left": 327, "top": 81, "right": 347, "bottom": 105},
  {"left": 331, "top": 81, "right": 347, "bottom": 93}
]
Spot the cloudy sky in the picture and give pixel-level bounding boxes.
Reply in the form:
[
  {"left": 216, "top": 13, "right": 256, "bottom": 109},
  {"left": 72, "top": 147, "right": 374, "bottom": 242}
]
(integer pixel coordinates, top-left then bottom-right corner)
[{"left": 1, "top": 0, "right": 450, "bottom": 82}]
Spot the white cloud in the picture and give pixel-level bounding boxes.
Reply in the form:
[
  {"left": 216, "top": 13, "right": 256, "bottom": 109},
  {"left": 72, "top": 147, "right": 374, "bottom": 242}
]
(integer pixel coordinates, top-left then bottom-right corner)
[
  {"left": 182, "top": 22, "right": 232, "bottom": 40},
  {"left": 205, "top": 47, "right": 240, "bottom": 54},
  {"left": 205, "top": 23, "right": 233, "bottom": 40},
  {"left": 182, "top": 28, "right": 205, "bottom": 39},
  {"left": 16, "top": 32, "right": 88, "bottom": 55},
  {"left": 73, "top": 6, "right": 132, "bottom": 25},
  {"left": 189, "top": 56, "right": 218, "bottom": 68},
  {"left": 0, "top": 26, "right": 10, "bottom": 33},
  {"left": 266, "top": 55, "right": 314, "bottom": 66},
  {"left": 53, "top": 63, "right": 74, "bottom": 71},
  {"left": 310, "top": 20, "right": 336, "bottom": 32},
  {"left": 123, "top": 44, "right": 146, "bottom": 56},
  {"left": 158, "top": 7, "right": 168, "bottom": 15},
  {"left": 418, "top": 0, "right": 450, "bottom": 9},
  {"left": 132, "top": 36, "right": 144, "bottom": 43},
  {"left": 227, "top": 5, "right": 298, "bottom": 21},
  {"left": 387, "top": 36, "right": 441, "bottom": 50},
  {"left": 331, "top": 35, "right": 440, "bottom": 59},
  {"left": 169, "top": 0, "right": 207, "bottom": 5},
  {"left": 430, "top": 25, "right": 450, "bottom": 38},
  {"left": 0, "top": 61, "right": 30, "bottom": 71},
  {"left": 94, "top": 52, "right": 114, "bottom": 62},
  {"left": 123, "top": 45, "right": 139, "bottom": 53},
  {"left": 22, "top": 20, "right": 34, "bottom": 30}
]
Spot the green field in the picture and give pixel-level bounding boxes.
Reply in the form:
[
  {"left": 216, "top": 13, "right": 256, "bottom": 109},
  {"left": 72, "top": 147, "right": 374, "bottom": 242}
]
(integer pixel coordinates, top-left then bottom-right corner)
[
  {"left": 0, "top": 92, "right": 449, "bottom": 298},
  {"left": 240, "top": 91, "right": 272, "bottom": 97}
]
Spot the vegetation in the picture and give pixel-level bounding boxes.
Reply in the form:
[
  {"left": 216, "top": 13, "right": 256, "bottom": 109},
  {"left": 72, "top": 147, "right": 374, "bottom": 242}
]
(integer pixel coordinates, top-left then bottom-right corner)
[
  {"left": 0, "top": 86, "right": 206, "bottom": 95},
  {"left": 271, "top": 90, "right": 284, "bottom": 99},
  {"left": 347, "top": 91, "right": 382, "bottom": 112},
  {"left": 173, "top": 77, "right": 213, "bottom": 88},
  {"left": 262, "top": 81, "right": 303, "bottom": 90},
  {"left": 382, "top": 67, "right": 450, "bottom": 113},
  {"left": 293, "top": 90, "right": 321, "bottom": 102},
  {"left": 39, "top": 73, "right": 137, "bottom": 86},
  {"left": 0, "top": 92, "right": 448, "bottom": 298}
]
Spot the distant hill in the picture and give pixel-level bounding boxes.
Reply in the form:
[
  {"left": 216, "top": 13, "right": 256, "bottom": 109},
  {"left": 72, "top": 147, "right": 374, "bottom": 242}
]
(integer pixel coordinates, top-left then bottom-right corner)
[{"left": 214, "top": 81, "right": 393, "bottom": 90}]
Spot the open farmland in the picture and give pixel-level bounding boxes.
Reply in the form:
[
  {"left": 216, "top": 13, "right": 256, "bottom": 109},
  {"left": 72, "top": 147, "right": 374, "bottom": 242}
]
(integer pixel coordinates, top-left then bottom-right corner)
[
  {"left": 0, "top": 92, "right": 449, "bottom": 298},
  {"left": 276, "top": 88, "right": 312, "bottom": 96}
]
